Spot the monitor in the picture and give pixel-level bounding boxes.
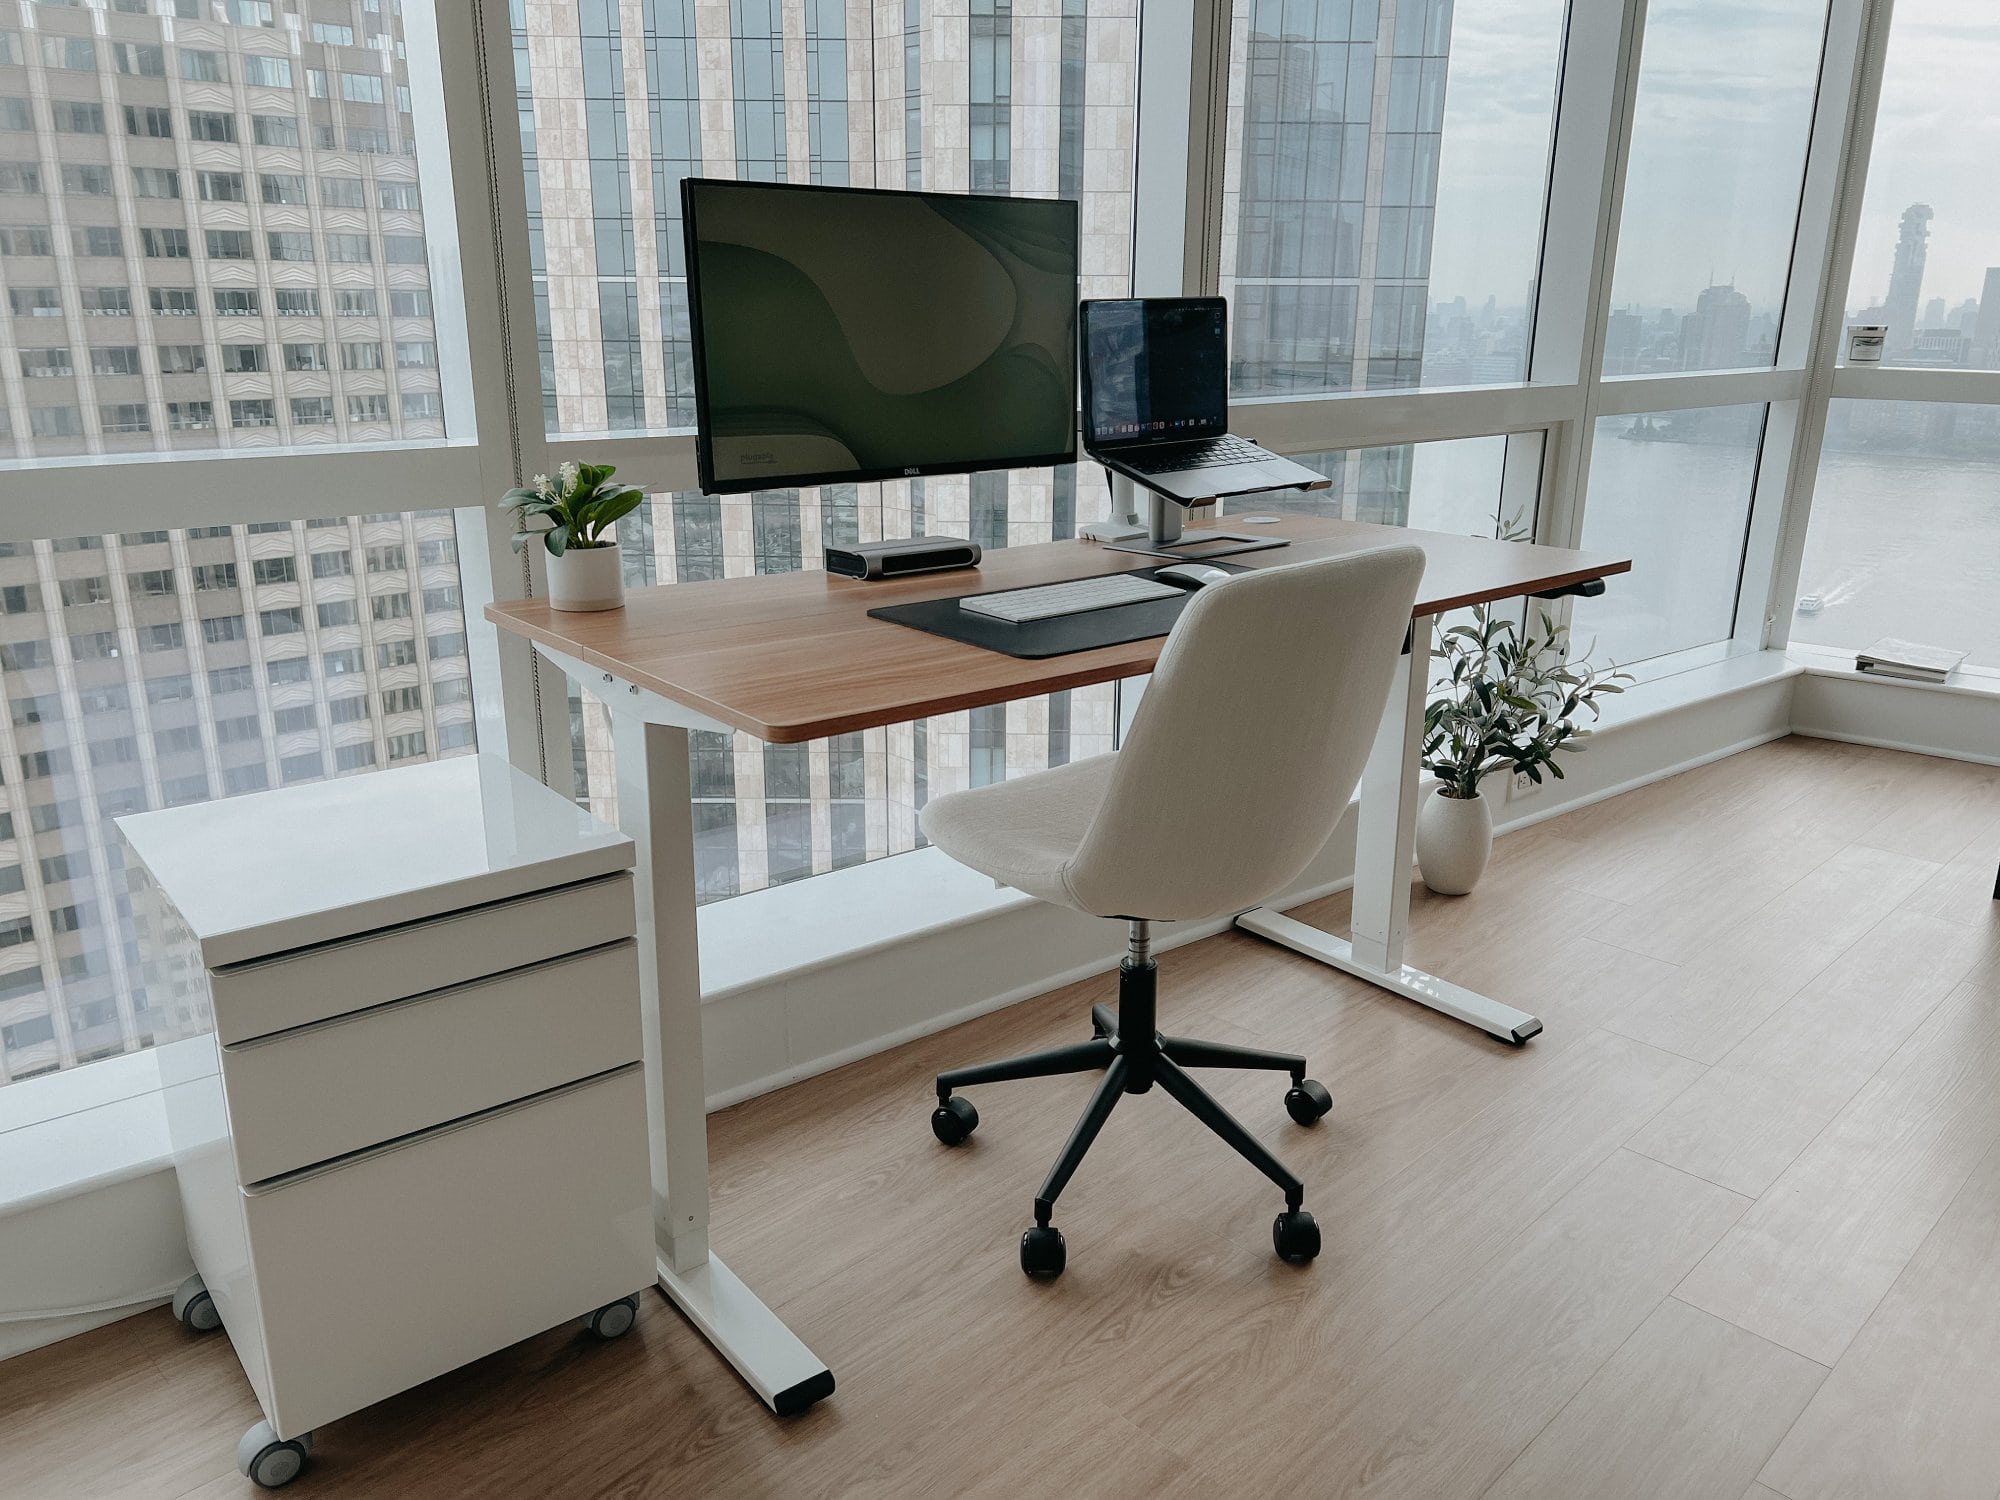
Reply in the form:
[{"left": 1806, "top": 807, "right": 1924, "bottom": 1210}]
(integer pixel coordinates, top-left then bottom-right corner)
[
  {"left": 681, "top": 179, "right": 1079, "bottom": 495},
  {"left": 1080, "top": 297, "right": 1229, "bottom": 450}
]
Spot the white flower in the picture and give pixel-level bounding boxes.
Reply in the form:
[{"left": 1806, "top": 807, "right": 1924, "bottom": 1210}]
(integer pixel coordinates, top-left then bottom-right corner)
[
  {"left": 531, "top": 473, "right": 548, "bottom": 490},
  {"left": 558, "top": 460, "right": 579, "bottom": 491}
]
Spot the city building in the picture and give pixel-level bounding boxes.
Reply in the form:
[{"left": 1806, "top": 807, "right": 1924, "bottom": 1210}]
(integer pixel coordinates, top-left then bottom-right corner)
[
  {"left": 1975, "top": 266, "right": 2000, "bottom": 364},
  {"left": 1677, "top": 282, "right": 1751, "bottom": 370},
  {"left": 1881, "top": 200, "right": 1932, "bottom": 354}
]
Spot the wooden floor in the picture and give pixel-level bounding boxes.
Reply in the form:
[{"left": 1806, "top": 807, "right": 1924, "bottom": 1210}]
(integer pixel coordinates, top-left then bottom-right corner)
[{"left": 8, "top": 736, "right": 2000, "bottom": 1499}]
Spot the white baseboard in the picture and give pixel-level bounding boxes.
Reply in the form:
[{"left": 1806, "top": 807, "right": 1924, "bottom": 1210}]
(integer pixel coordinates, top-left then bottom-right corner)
[{"left": 1789, "top": 658, "right": 2000, "bottom": 767}]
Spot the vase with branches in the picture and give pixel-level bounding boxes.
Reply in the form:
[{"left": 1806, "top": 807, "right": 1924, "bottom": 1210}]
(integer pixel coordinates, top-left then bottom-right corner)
[
  {"left": 1415, "top": 602, "right": 1629, "bottom": 893},
  {"left": 497, "top": 461, "right": 644, "bottom": 612}
]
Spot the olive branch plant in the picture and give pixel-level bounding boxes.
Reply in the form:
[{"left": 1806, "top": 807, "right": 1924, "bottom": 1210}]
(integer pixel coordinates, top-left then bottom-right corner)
[
  {"left": 497, "top": 460, "right": 644, "bottom": 557},
  {"left": 1421, "top": 513, "right": 1631, "bottom": 800}
]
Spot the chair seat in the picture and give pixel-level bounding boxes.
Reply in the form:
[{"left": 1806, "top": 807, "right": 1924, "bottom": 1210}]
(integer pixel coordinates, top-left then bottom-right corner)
[{"left": 919, "top": 754, "right": 1117, "bottom": 913}]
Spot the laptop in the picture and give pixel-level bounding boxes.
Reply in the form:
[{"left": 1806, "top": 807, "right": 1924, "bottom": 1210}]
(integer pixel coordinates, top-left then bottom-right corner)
[{"left": 1080, "top": 297, "right": 1328, "bottom": 504}]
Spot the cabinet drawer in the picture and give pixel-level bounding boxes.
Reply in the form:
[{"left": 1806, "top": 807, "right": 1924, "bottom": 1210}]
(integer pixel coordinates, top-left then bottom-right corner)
[
  {"left": 222, "top": 940, "right": 640, "bottom": 1185},
  {"left": 209, "top": 873, "right": 635, "bottom": 1045},
  {"left": 240, "top": 1065, "right": 653, "bottom": 1439}
]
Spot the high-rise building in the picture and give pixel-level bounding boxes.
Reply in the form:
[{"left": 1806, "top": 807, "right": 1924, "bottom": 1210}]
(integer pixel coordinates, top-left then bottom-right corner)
[
  {"left": 1882, "top": 202, "right": 1932, "bottom": 354},
  {"left": 1678, "top": 283, "right": 1751, "bottom": 371},
  {"left": 0, "top": 4, "right": 471, "bottom": 1085},
  {"left": 1974, "top": 267, "right": 2000, "bottom": 365}
]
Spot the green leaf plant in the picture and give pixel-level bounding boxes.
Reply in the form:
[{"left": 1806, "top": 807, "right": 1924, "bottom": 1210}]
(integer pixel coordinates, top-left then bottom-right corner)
[
  {"left": 1421, "top": 509, "right": 1631, "bottom": 800},
  {"left": 496, "top": 460, "right": 644, "bottom": 558}
]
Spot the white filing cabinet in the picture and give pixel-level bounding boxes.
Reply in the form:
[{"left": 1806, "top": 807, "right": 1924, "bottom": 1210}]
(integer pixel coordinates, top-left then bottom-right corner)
[{"left": 118, "top": 756, "right": 656, "bottom": 1489}]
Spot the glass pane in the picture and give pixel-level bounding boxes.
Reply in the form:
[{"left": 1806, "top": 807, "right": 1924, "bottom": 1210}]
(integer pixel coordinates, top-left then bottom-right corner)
[
  {"left": 1604, "top": 0, "right": 1827, "bottom": 374},
  {"left": 0, "top": 0, "right": 454, "bottom": 460},
  {"left": 1221, "top": 0, "right": 1567, "bottom": 397},
  {"left": 1842, "top": 0, "right": 2000, "bottom": 369},
  {"left": 0, "top": 515, "right": 477, "bottom": 1088},
  {"left": 1791, "top": 401, "right": 2000, "bottom": 667},
  {"left": 569, "top": 470, "right": 1120, "bottom": 902},
  {"left": 1572, "top": 404, "right": 1769, "bottom": 666},
  {"left": 1222, "top": 434, "right": 1514, "bottom": 535},
  {"left": 510, "top": 0, "right": 1138, "bottom": 438}
]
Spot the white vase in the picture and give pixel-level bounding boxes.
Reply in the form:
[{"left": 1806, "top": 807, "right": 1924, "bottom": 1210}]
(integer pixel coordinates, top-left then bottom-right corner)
[
  {"left": 1416, "top": 785, "right": 1493, "bottom": 896},
  {"left": 546, "top": 541, "right": 625, "bottom": 612}
]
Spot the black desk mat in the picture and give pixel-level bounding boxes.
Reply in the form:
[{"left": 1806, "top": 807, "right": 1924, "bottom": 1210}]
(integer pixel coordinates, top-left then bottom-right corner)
[{"left": 867, "top": 563, "right": 1246, "bottom": 659}]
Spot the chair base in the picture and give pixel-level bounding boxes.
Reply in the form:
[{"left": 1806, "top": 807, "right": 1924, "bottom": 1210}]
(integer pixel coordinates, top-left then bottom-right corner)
[{"left": 932, "top": 925, "right": 1330, "bottom": 1277}]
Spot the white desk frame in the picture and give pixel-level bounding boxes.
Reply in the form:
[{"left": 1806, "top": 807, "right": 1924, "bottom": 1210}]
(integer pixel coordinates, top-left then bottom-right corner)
[
  {"left": 1235, "top": 614, "right": 1545, "bottom": 1046},
  {"left": 540, "top": 648, "right": 834, "bottom": 1416}
]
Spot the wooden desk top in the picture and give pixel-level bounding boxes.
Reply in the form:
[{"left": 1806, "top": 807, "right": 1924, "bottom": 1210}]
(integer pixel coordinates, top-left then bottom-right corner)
[{"left": 487, "top": 516, "right": 1630, "bottom": 744}]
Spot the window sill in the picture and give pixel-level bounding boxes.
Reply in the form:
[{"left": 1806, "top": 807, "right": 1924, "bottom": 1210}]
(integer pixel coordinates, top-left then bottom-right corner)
[
  {"left": 1788, "top": 643, "right": 2000, "bottom": 699},
  {"left": 0, "top": 1052, "right": 174, "bottom": 1218}
]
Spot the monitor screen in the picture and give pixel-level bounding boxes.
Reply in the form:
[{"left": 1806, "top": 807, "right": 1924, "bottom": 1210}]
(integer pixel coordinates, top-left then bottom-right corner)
[
  {"left": 682, "top": 179, "right": 1079, "bottom": 494},
  {"left": 1080, "top": 298, "right": 1229, "bottom": 449}
]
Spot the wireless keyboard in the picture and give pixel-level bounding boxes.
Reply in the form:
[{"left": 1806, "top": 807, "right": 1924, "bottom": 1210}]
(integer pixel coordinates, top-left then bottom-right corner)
[{"left": 958, "top": 573, "right": 1183, "bottom": 624}]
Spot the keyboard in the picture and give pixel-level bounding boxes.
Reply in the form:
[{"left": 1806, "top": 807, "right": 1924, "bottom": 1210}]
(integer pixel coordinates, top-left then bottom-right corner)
[
  {"left": 1122, "top": 435, "right": 1268, "bottom": 475},
  {"left": 959, "top": 573, "right": 1183, "bottom": 624}
]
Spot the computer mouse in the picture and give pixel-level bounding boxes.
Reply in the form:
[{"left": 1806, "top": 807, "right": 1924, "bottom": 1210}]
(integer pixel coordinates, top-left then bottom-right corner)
[{"left": 1156, "top": 563, "right": 1233, "bottom": 588}]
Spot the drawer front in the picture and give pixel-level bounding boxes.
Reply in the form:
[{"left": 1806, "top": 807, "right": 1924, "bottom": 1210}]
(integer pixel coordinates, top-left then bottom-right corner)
[
  {"left": 222, "top": 940, "right": 640, "bottom": 1185},
  {"left": 242, "top": 1065, "right": 653, "bottom": 1439},
  {"left": 209, "top": 873, "right": 635, "bottom": 1045}
]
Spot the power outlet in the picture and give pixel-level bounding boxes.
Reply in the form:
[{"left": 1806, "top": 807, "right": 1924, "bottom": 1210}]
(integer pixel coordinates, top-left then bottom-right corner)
[{"left": 1510, "top": 768, "right": 1540, "bottom": 800}]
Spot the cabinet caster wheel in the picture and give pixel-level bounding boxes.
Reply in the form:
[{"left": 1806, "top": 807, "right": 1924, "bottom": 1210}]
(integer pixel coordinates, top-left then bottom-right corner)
[
  {"left": 172, "top": 1274, "right": 220, "bottom": 1333},
  {"left": 1273, "top": 1209, "right": 1321, "bottom": 1265},
  {"left": 931, "top": 1095, "right": 978, "bottom": 1146},
  {"left": 1285, "top": 1078, "right": 1333, "bottom": 1126},
  {"left": 588, "top": 1294, "right": 640, "bottom": 1340},
  {"left": 1020, "top": 1224, "right": 1066, "bottom": 1280},
  {"left": 237, "top": 1422, "right": 312, "bottom": 1489}
]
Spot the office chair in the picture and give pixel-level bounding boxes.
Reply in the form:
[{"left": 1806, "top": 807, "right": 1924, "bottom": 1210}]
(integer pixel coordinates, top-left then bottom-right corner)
[{"left": 920, "top": 544, "right": 1426, "bottom": 1277}]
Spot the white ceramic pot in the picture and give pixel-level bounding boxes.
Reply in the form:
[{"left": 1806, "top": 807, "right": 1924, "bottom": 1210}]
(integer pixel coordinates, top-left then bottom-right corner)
[
  {"left": 1415, "top": 785, "right": 1493, "bottom": 896},
  {"left": 546, "top": 541, "right": 625, "bottom": 613}
]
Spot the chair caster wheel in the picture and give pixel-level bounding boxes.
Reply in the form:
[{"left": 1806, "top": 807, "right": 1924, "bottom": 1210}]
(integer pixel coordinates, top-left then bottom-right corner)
[
  {"left": 1020, "top": 1224, "right": 1067, "bottom": 1279},
  {"left": 1285, "top": 1078, "right": 1333, "bottom": 1126},
  {"left": 237, "top": 1421, "right": 312, "bottom": 1489},
  {"left": 1273, "top": 1209, "right": 1321, "bottom": 1264},
  {"left": 172, "top": 1274, "right": 221, "bottom": 1333},
  {"left": 932, "top": 1095, "right": 978, "bottom": 1145},
  {"left": 588, "top": 1293, "right": 639, "bottom": 1339}
]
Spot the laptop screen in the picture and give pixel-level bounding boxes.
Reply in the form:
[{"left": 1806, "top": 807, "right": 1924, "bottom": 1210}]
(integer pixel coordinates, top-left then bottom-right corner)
[{"left": 1081, "top": 298, "right": 1229, "bottom": 450}]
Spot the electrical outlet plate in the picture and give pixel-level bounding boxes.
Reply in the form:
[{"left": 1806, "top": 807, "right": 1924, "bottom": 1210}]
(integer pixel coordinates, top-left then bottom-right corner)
[{"left": 1511, "top": 769, "right": 1540, "bottom": 799}]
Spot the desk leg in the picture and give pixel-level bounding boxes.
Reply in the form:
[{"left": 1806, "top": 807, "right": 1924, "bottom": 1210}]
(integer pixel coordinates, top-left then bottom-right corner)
[
  {"left": 1234, "top": 614, "right": 1543, "bottom": 1046},
  {"left": 611, "top": 715, "right": 835, "bottom": 1415}
]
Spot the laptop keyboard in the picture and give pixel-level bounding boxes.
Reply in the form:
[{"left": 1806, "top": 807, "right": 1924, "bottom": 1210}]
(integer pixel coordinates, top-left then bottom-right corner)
[
  {"left": 1123, "top": 435, "right": 1268, "bottom": 475},
  {"left": 958, "top": 573, "right": 1183, "bottom": 624}
]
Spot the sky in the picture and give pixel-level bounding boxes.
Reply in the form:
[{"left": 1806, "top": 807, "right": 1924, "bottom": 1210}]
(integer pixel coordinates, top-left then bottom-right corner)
[{"left": 1422, "top": 0, "right": 1997, "bottom": 317}]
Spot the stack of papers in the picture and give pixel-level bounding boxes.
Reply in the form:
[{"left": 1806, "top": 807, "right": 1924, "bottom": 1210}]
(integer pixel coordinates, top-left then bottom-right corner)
[{"left": 1855, "top": 638, "right": 1968, "bottom": 682}]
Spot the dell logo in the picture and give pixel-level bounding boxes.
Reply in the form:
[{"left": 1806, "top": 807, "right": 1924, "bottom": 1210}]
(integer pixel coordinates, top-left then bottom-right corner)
[{"left": 903, "top": 467, "right": 920, "bottom": 476}]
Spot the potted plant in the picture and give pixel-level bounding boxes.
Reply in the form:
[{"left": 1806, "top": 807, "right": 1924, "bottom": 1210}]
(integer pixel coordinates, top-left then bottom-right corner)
[
  {"left": 497, "top": 461, "right": 644, "bottom": 612},
  {"left": 1417, "top": 604, "right": 1628, "bottom": 895}
]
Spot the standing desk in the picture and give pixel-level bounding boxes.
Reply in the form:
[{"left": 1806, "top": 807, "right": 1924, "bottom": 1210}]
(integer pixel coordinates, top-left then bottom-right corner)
[{"left": 486, "top": 514, "right": 1630, "bottom": 1413}]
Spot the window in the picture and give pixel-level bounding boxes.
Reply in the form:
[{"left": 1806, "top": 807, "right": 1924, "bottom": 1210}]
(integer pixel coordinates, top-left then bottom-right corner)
[
  {"left": 149, "top": 287, "right": 197, "bottom": 317},
  {"left": 112, "top": 42, "right": 165, "bottom": 76},
  {"left": 367, "top": 544, "right": 406, "bottom": 571},
  {"left": 387, "top": 731, "right": 427, "bottom": 761},
  {"left": 167, "top": 401, "right": 214, "bottom": 430},
  {"left": 125, "top": 105, "right": 174, "bottom": 139},
  {"left": 205, "top": 229, "right": 252, "bottom": 262},
  {"left": 378, "top": 181, "right": 421, "bottom": 211},
  {"left": 186, "top": 111, "right": 238, "bottom": 144},
  {"left": 261, "top": 173, "right": 308, "bottom": 206},
  {"left": 334, "top": 743, "right": 377, "bottom": 771},
  {"left": 92, "top": 348, "right": 142, "bottom": 378},
  {"left": 100, "top": 404, "right": 151, "bottom": 435},
  {"left": 213, "top": 288, "right": 260, "bottom": 317},
  {"left": 50, "top": 102, "right": 105, "bottom": 135},
  {"left": 342, "top": 72, "right": 386, "bottom": 104},
  {"left": 20, "top": 348, "right": 73, "bottom": 378},
  {"left": 401, "top": 393, "right": 442, "bottom": 423},
  {"left": 389, "top": 289, "right": 432, "bottom": 318},
  {"left": 181, "top": 49, "right": 227, "bottom": 83},
  {"left": 252, "top": 113, "right": 300, "bottom": 147},
  {"left": 348, "top": 395, "right": 392, "bottom": 424},
  {"left": 39, "top": 35, "right": 95, "bottom": 70},
  {"left": 376, "top": 638, "right": 417, "bottom": 667},
  {"left": 231, "top": 399, "right": 277, "bottom": 428},
  {"left": 381, "top": 685, "right": 422, "bottom": 714},
  {"left": 70, "top": 226, "right": 122, "bottom": 259},
  {"left": 291, "top": 396, "right": 335, "bottom": 426},
  {"left": 200, "top": 615, "right": 245, "bottom": 644},
  {"left": 11, "top": 288, "right": 61, "bottom": 317},
  {"left": 284, "top": 343, "right": 329, "bottom": 372},
  {"left": 315, "top": 600, "right": 357, "bottom": 628},
  {"left": 141, "top": 228, "right": 191, "bottom": 259},
  {"left": 1604, "top": 0, "right": 1828, "bottom": 374},
  {"left": 0, "top": 162, "right": 40, "bottom": 194},
  {"left": 0, "top": 226, "right": 53, "bottom": 256},
  {"left": 0, "top": 99, "right": 27, "bottom": 133},
  {"left": 1575, "top": 405, "right": 1770, "bottom": 667},
  {"left": 62, "top": 165, "right": 113, "bottom": 197},
  {"left": 275, "top": 289, "right": 322, "bottom": 317},
  {"left": 80, "top": 287, "right": 132, "bottom": 317},
  {"left": 320, "top": 176, "right": 366, "bottom": 208},
  {"left": 220, "top": 344, "right": 269, "bottom": 374},
  {"left": 327, "top": 232, "right": 372, "bottom": 263},
  {"left": 199, "top": 172, "right": 246, "bottom": 204},
  {"left": 311, "top": 551, "right": 354, "bottom": 579},
  {"left": 341, "top": 341, "right": 385, "bottom": 371},
  {"left": 370, "top": 592, "right": 411, "bottom": 621},
  {"left": 267, "top": 232, "right": 315, "bottom": 262},
  {"left": 334, "top": 290, "right": 379, "bottom": 317},
  {"left": 312, "top": 22, "right": 356, "bottom": 46},
  {"left": 243, "top": 55, "right": 292, "bottom": 88},
  {"left": 395, "top": 341, "right": 437, "bottom": 369},
  {"left": 382, "top": 234, "right": 427, "bottom": 264},
  {"left": 131, "top": 166, "right": 180, "bottom": 199}
]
